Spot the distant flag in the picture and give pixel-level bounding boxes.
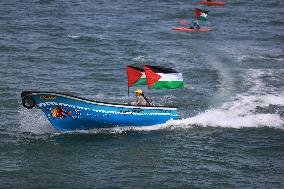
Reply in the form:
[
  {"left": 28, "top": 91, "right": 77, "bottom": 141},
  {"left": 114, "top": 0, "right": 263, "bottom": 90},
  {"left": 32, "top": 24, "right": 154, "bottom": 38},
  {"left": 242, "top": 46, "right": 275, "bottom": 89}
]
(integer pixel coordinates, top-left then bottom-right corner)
[
  {"left": 143, "top": 65, "right": 184, "bottom": 89},
  {"left": 195, "top": 8, "right": 209, "bottom": 21},
  {"left": 127, "top": 65, "right": 147, "bottom": 87}
]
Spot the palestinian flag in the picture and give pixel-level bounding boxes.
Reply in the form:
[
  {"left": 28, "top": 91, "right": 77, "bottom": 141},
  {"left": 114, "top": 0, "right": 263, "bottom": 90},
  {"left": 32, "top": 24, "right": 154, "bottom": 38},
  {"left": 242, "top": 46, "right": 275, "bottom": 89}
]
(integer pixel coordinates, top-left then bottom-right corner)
[
  {"left": 195, "top": 8, "right": 209, "bottom": 21},
  {"left": 127, "top": 65, "right": 147, "bottom": 87},
  {"left": 143, "top": 65, "right": 184, "bottom": 89}
]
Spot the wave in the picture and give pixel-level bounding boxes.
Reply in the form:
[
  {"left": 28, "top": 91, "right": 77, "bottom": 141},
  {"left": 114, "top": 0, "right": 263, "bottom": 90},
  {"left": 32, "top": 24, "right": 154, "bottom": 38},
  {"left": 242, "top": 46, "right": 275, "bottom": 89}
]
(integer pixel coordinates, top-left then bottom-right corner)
[
  {"left": 170, "top": 94, "right": 284, "bottom": 130},
  {"left": 67, "top": 34, "right": 81, "bottom": 39}
]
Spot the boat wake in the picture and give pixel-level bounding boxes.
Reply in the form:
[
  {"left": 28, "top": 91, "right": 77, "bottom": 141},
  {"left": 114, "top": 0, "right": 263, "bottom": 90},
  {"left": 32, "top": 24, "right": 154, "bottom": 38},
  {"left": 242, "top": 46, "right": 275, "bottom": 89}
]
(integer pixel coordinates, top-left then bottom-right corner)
[
  {"left": 169, "top": 94, "right": 284, "bottom": 130},
  {"left": 171, "top": 67, "right": 284, "bottom": 130},
  {"left": 175, "top": 41, "right": 284, "bottom": 130}
]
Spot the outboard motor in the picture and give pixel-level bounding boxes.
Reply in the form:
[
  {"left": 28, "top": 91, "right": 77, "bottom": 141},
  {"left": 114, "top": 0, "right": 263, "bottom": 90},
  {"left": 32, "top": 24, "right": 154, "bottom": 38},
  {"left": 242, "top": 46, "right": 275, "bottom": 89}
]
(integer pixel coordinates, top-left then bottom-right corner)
[{"left": 21, "top": 91, "right": 35, "bottom": 109}]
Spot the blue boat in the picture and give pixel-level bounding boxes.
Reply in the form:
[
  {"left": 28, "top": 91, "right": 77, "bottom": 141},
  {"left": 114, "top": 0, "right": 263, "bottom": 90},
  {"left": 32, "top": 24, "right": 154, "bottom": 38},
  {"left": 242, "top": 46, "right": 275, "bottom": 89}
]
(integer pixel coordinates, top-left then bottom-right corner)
[{"left": 21, "top": 91, "right": 178, "bottom": 131}]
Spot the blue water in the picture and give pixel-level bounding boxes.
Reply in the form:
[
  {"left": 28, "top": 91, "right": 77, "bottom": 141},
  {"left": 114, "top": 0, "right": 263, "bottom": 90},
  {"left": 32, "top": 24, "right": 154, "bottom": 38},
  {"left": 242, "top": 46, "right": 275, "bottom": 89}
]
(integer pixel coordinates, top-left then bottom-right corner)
[{"left": 1, "top": 0, "right": 284, "bottom": 188}]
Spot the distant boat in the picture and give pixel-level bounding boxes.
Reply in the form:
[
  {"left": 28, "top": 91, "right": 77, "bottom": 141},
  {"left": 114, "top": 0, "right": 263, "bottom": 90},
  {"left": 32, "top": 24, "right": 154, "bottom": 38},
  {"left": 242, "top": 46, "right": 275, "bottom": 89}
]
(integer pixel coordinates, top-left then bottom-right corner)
[
  {"left": 199, "top": 1, "right": 225, "bottom": 6},
  {"left": 21, "top": 91, "right": 178, "bottom": 131},
  {"left": 172, "top": 27, "right": 213, "bottom": 32}
]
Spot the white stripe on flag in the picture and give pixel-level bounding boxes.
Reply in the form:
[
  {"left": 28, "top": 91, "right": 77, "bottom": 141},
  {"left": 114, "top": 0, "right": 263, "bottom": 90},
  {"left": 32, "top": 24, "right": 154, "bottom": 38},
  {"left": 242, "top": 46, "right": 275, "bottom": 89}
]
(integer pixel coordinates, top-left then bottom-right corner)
[
  {"left": 157, "top": 73, "right": 183, "bottom": 81},
  {"left": 141, "top": 72, "right": 146, "bottom": 78}
]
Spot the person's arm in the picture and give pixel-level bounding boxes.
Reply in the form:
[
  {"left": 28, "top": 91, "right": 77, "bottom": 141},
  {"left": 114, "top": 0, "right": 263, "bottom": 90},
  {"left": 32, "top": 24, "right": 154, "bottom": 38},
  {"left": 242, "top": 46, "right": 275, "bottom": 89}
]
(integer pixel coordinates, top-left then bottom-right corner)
[{"left": 135, "top": 96, "right": 142, "bottom": 106}]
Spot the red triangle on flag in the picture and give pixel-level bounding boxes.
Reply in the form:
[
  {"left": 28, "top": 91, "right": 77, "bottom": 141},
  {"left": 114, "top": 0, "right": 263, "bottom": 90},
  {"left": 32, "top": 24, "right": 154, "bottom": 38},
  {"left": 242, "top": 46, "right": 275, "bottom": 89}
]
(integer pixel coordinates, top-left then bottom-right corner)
[
  {"left": 144, "top": 65, "right": 161, "bottom": 89},
  {"left": 127, "top": 66, "right": 143, "bottom": 87},
  {"left": 195, "top": 8, "right": 202, "bottom": 18}
]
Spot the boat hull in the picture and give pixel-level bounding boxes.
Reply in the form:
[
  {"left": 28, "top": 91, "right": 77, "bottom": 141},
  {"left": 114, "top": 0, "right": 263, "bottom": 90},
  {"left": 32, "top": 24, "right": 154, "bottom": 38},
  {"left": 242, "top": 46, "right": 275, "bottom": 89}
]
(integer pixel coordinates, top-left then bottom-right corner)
[
  {"left": 172, "top": 27, "right": 213, "bottom": 32},
  {"left": 199, "top": 1, "right": 225, "bottom": 6},
  {"left": 21, "top": 91, "right": 178, "bottom": 131}
]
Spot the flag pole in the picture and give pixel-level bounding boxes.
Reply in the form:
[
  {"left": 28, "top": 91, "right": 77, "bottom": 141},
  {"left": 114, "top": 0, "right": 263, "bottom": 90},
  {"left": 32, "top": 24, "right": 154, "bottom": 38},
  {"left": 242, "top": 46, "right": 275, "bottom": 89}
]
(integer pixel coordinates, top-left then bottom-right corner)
[
  {"left": 127, "top": 65, "right": 129, "bottom": 98},
  {"left": 128, "top": 86, "right": 129, "bottom": 98}
]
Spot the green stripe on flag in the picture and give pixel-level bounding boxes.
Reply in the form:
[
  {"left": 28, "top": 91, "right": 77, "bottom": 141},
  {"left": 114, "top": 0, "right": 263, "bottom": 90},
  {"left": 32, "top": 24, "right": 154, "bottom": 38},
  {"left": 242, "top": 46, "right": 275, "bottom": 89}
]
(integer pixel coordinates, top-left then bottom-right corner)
[
  {"left": 199, "top": 17, "right": 206, "bottom": 21},
  {"left": 199, "top": 13, "right": 207, "bottom": 21},
  {"left": 150, "top": 81, "right": 184, "bottom": 89}
]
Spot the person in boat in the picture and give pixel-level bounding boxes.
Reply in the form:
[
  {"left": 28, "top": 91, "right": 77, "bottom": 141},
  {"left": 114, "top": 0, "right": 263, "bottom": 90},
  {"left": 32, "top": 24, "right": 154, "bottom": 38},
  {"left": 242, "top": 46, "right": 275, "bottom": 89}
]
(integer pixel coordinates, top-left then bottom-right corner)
[
  {"left": 135, "top": 89, "right": 151, "bottom": 106},
  {"left": 188, "top": 23, "right": 194, "bottom": 29},
  {"left": 192, "top": 20, "right": 200, "bottom": 29}
]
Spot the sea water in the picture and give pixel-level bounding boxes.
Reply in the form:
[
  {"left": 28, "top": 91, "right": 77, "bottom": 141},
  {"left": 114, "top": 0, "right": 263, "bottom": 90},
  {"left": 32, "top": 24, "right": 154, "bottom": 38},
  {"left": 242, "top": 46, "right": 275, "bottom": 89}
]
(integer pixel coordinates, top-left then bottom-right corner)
[{"left": 0, "top": 0, "right": 283, "bottom": 188}]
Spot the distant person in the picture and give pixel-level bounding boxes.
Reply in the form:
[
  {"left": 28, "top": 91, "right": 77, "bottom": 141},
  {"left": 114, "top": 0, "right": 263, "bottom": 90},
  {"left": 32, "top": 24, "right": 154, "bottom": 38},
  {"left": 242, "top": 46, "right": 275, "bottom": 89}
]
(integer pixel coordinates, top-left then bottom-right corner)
[
  {"left": 188, "top": 23, "right": 194, "bottom": 29},
  {"left": 134, "top": 89, "right": 151, "bottom": 106},
  {"left": 193, "top": 20, "right": 200, "bottom": 29}
]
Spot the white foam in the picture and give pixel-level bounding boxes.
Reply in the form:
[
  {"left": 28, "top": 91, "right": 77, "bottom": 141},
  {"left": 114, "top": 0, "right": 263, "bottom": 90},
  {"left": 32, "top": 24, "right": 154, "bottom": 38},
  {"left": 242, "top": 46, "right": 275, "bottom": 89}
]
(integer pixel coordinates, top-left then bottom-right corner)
[
  {"left": 67, "top": 34, "right": 81, "bottom": 39},
  {"left": 174, "top": 107, "right": 283, "bottom": 129},
  {"left": 49, "top": 124, "right": 171, "bottom": 137},
  {"left": 18, "top": 106, "right": 57, "bottom": 135},
  {"left": 68, "top": 124, "right": 167, "bottom": 134}
]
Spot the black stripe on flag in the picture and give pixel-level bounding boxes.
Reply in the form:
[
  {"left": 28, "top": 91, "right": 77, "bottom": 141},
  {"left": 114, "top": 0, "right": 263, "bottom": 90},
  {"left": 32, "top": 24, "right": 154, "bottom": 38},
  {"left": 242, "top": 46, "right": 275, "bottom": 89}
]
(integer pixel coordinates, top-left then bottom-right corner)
[{"left": 145, "top": 65, "right": 178, "bottom": 73}]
